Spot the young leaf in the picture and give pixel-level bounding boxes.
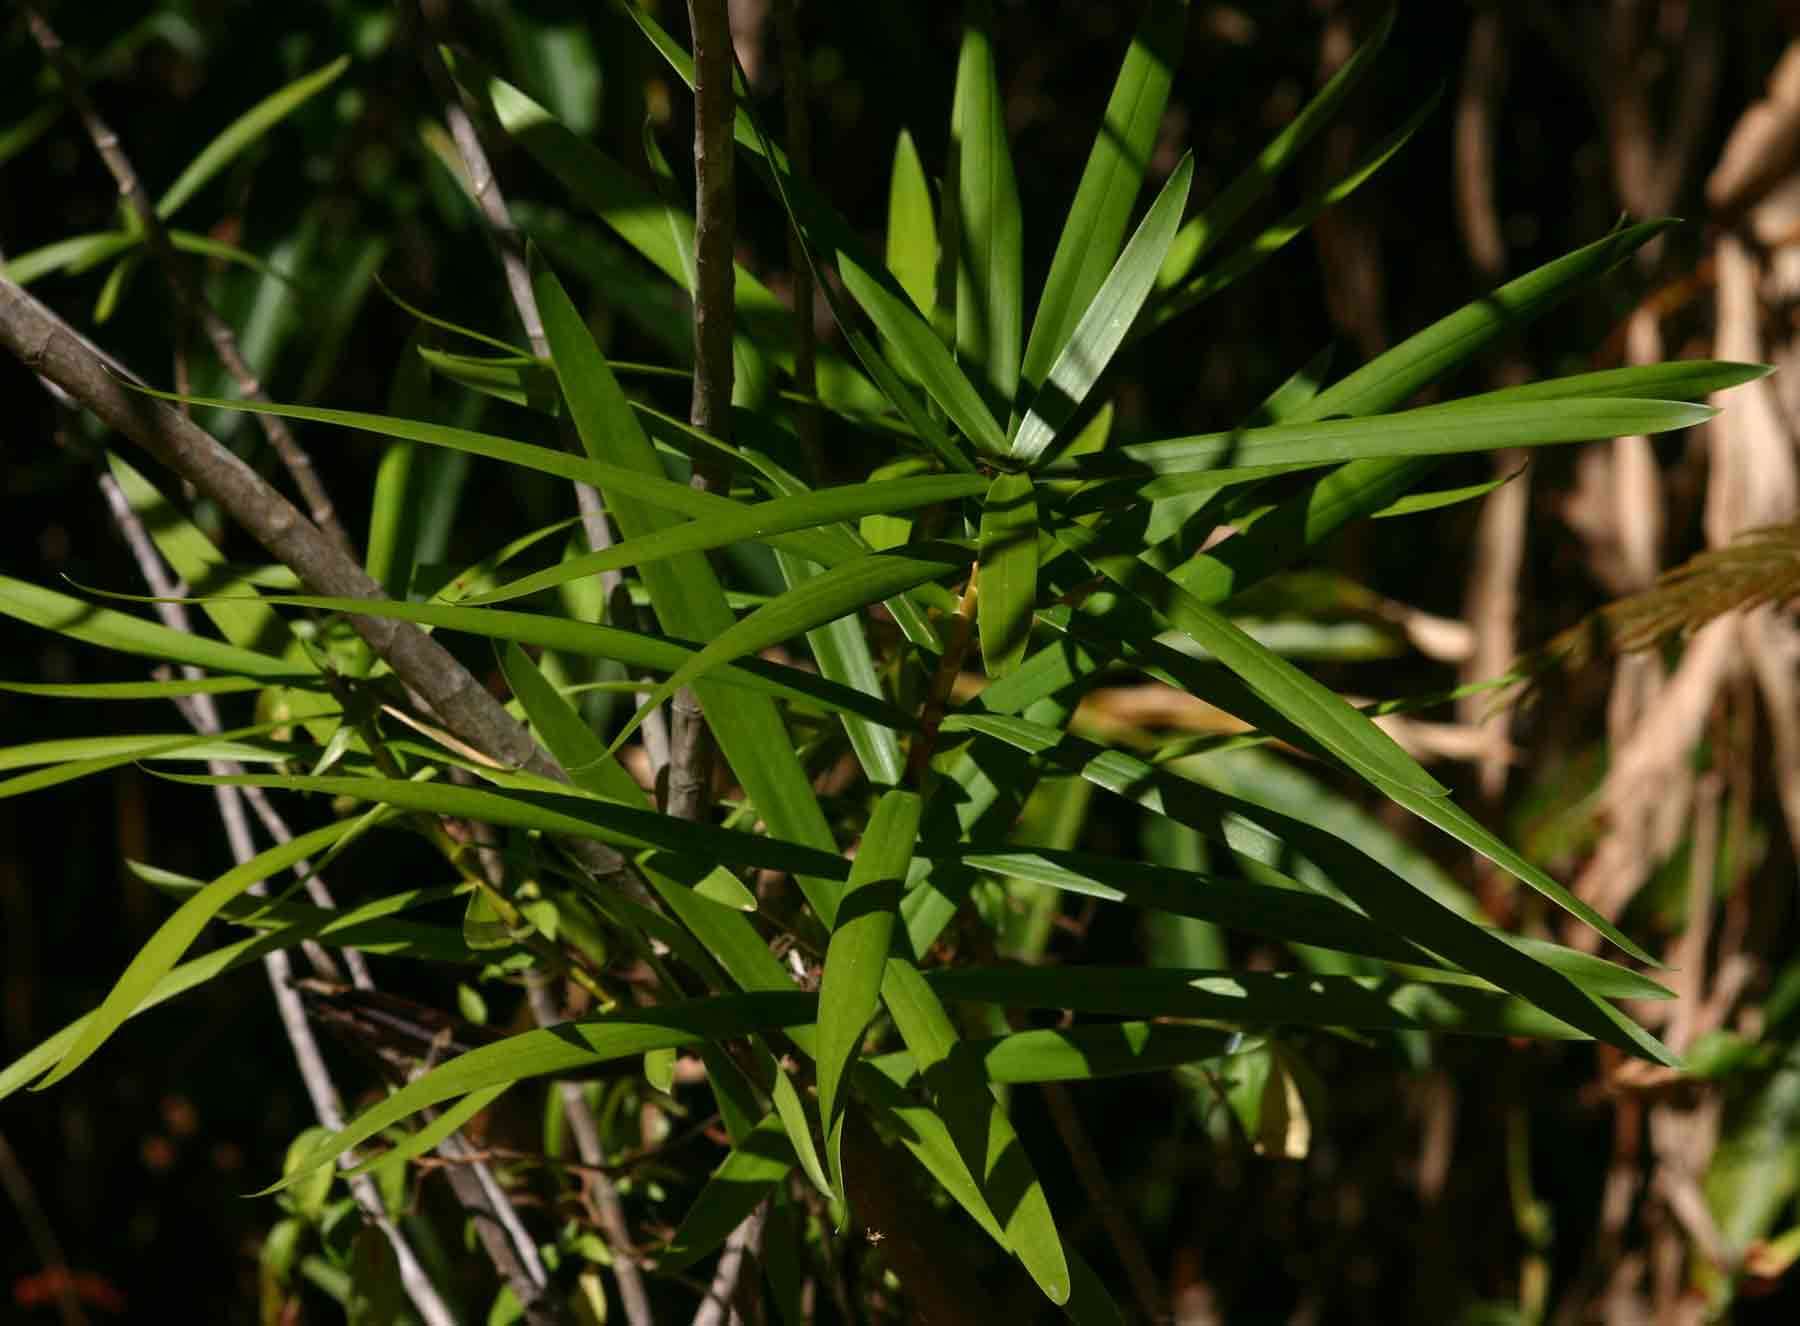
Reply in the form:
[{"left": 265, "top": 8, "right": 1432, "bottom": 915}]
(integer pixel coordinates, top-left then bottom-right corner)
[
  {"left": 978, "top": 473, "right": 1039, "bottom": 677},
  {"left": 1018, "top": 0, "right": 1187, "bottom": 397},
  {"left": 1156, "top": 6, "right": 1394, "bottom": 290},
  {"left": 952, "top": 10, "right": 1024, "bottom": 418},
  {"left": 839, "top": 256, "right": 1007, "bottom": 456},
  {"left": 272, "top": 993, "right": 821, "bottom": 1190},
  {"left": 1009, "top": 154, "right": 1193, "bottom": 464},
  {"left": 36, "top": 816, "right": 378, "bottom": 1088},
  {"left": 156, "top": 56, "right": 350, "bottom": 220},
  {"left": 887, "top": 127, "right": 938, "bottom": 319}
]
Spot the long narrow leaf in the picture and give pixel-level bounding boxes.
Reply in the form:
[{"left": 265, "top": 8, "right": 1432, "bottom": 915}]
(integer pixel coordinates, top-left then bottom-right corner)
[
  {"left": 608, "top": 545, "right": 971, "bottom": 756},
  {"left": 156, "top": 57, "right": 349, "bottom": 220},
  {"left": 978, "top": 473, "right": 1039, "bottom": 677},
  {"left": 816, "top": 790, "right": 921, "bottom": 1195},
  {"left": 1019, "top": 0, "right": 1186, "bottom": 397},
  {"left": 952, "top": 14, "right": 1024, "bottom": 418},
  {"left": 1010, "top": 154, "right": 1193, "bottom": 464}
]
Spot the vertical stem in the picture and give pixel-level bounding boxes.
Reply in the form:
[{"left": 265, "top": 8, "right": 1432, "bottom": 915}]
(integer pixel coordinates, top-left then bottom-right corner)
[{"left": 668, "top": 0, "right": 739, "bottom": 823}]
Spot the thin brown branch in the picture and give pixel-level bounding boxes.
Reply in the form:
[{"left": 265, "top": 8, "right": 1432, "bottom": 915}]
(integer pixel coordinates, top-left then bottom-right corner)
[
  {"left": 23, "top": 4, "right": 356, "bottom": 558},
  {"left": 667, "top": 0, "right": 741, "bottom": 823},
  {"left": 1, "top": 274, "right": 639, "bottom": 899},
  {"left": 0, "top": 1130, "right": 87, "bottom": 1326}
]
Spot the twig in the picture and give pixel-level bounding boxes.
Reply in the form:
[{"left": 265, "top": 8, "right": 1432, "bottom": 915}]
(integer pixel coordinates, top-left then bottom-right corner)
[
  {"left": 667, "top": 0, "right": 740, "bottom": 823},
  {"left": 0, "top": 1129, "right": 87, "bottom": 1326},
  {"left": 692, "top": 1200, "right": 768, "bottom": 1326},
  {"left": 1040, "top": 1082, "right": 1163, "bottom": 1322},
  {"left": 89, "top": 466, "right": 555, "bottom": 1324},
  {"left": 1, "top": 273, "right": 638, "bottom": 894},
  {"left": 23, "top": 4, "right": 356, "bottom": 558},
  {"left": 529, "top": 977, "right": 656, "bottom": 1326}
]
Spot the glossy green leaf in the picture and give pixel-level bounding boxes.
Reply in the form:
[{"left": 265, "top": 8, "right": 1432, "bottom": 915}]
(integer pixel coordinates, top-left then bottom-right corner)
[
  {"left": 952, "top": 13, "right": 1024, "bottom": 417},
  {"left": 978, "top": 473, "right": 1038, "bottom": 677},
  {"left": 466, "top": 473, "right": 985, "bottom": 606},
  {"left": 873, "top": 1021, "right": 1246, "bottom": 1088},
  {"left": 839, "top": 255, "right": 1007, "bottom": 456},
  {"left": 157, "top": 56, "right": 349, "bottom": 220},
  {"left": 0, "top": 675, "right": 286, "bottom": 700},
  {"left": 817, "top": 790, "right": 921, "bottom": 1194},
  {"left": 0, "top": 720, "right": 301, "bottom": 801},
  {"left": 1157, "top": 6, "right": 1393, "bottom": 290},
  {"left": 1010, "top": 153, "right": 1193, "bottom": 464},
  {"left": 497, "top": 641, "right": 645, "bottom": 806},
  {"left": 167, "top": 770, "right": 849, "bottom": 881},
  {"left": 0, "top": 574, "right": 296, "bottom": 678},
  {"left": 1070, "top": 541, "right": 1448, "bottom": 797},
  {"left": 536, "top": 262, "right": 850, "bottom": 924},
  {"left": 608, "top": 545, "right": 970, "bottom": 756},
  {"left": 1152, "top": 89, "right": 1436, "bottom": 324},
  {"left": 945, "top": 715, "right": 1675, "bottom": 1061},
  {"left": 1054, "top": 398, "right": 1715, "bottom": 488},
  {"left": 768, "top": 1055, "right": 833, "bottom": 1200},
  {"left": 341, "top": 1084, "right": 511, "bottom": 1182},
  {"left": 273, "top": 993, "right": 820, "bottom": 1189},
  {"left": 1412, "top": 359, "right": 1770, "bottom": 409},
  {"left": 1019, "top": 0, "right": 1186, "bottom": 400},
  {"left": 216, "top": 592, "right": 913, "bottom": 731},
  {"left": 659, "top": 1113, "right": 796, "bottom": 1272},
  {"left": 887, "top": 128, "right": 938, "bottom": 318},
  {"left": 882, "top": 957, "right": 1070, "bottom": 1304},
  {"left": 926, "top": 965, "right": 1586, "bottom": 1040},
  {"left": 120, "top": 383, "right": 844, "bottom": 570},
  {"left": 776, "top": 548, "right": 907, "bottom": 787},
  {"left": 1371, "top": 468, "right": 1522, "bottom": 520},
  {"left": 37, "top": 815, "right": 378, "bottom": 1089}
]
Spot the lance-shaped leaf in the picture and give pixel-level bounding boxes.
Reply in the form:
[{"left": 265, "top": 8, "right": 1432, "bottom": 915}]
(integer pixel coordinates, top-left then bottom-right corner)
[
  {"left": 271, "top": 993, "right": 820, "bottom": 1190},
  {"left": 0, "top": 675, "right": 288, "bottom": 701},
  {"left": 1152, "top": 89, "right": 1436, "bottom": 327},
  {"left": 659, "top": 1113, "right": 797, "bottom": 1272},
  {"left": 1009, "top": 154, "right": 1193, "bottom": 465},
  {"left": 121, "top": 383, "right": 849, "bottom": 571},
  {"left": 839, "top": 254, "right": 1007, "bottom": 456},
  {"left": 943, "top": 715, "right": 1677, "bottom": 1064},
  {"left": 0, "top": 720, "right": 300, "bottom": 801},
  {"left": 978, "top": 473, "right": 1039, "bottom": 677},
  {"left": 497, "top": 642, "right": 645, "bottom": 806},
  {"left": 816, "top": 790, "right": 921, "bottom": 1197},
  {"left": 156, "top": 57, "right": 349, "bottom": 220},
  {"left": 1052, "top": 398, "right": 1715, "bottom": 494},
  {"left": 1019, "top": 0, "right": 1186, "bottom": 397},
  {"left": 168, "top": 771, "right": 850, "bottom": 882},
  {"left": 1068, "top": 532, "right": 1448, "bottom": 798},
  {"left": 608, "top": 545, "right": 972, "bottom": 756},
  {"left": 536, "top": 262, "right": 852, "bottom": 925},
  {"left": 154, "top": 591, "right": 912, "bottom": 732},
  {"left": 36, "top": 816, "right": 378, "bottom": 1088},
  {"left": 882, "top": 957, "right": 1070, "bottom": 1304},
  {"left": 466, "top": 473, "right": 986, "bottom": 606},
  {"left": 777, "top": 548, "right": 907, "bottom": 787},
  {"left": 952, "top": 10, "right": 1024, "bottom": 419},
  {"left": 887, "top": 127, "right": 937, "bottom": 317},
  {"left": 1157, "top": 6, "right": 1393, "bottom": 291},
  {"left": 871, "top": 1021, "right": 1247, "bottom": 1089},
  {"left": 0, "top": 574, "right": 296, "bottom": 678}
]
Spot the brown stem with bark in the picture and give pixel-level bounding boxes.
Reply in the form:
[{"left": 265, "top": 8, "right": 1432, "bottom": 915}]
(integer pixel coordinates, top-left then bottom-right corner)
[
  {"left": 22, "top": 4, "right": 356, "bottom": 559},
  {"left": 667, "top": 0, "right": 740, "bottom": 823}
]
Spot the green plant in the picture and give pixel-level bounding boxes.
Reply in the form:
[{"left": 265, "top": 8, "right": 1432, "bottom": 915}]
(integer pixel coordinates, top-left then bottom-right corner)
[{"left": 0, "top": 2, "right": 1766, "bottom": 1321}]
